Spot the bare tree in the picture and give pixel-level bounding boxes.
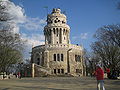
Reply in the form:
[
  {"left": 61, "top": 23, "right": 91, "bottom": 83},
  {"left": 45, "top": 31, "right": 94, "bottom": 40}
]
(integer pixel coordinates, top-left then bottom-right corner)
[
  {"left": 117, "top": 2, "right": 120, "bottom": 10},
  {"left": 97, "top": 25, "right": 120, "bottom": 47},
  {"left": 91, "top": 25, "right": 120, "bottom": 73},
  {"left": 83, "top": 49, "right": 98, "bottom": 76},
  {"left": 0, "top": 30, "right": 24, "bottom": 73},
  {"left": 0, "top": 0, "right": 24, "bottom": 74}
]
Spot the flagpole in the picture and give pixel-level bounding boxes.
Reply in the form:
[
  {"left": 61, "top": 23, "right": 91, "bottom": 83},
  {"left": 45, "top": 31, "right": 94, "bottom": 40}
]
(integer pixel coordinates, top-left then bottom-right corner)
[{"left": 44, "top": 6, "right": 48, "bottom": 15}]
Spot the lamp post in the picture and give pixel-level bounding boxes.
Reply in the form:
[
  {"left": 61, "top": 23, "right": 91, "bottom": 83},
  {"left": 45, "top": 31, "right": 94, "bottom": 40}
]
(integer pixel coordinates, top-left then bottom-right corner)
[{"left": 18, "top": 62, "right": 23, "bottom": 79}]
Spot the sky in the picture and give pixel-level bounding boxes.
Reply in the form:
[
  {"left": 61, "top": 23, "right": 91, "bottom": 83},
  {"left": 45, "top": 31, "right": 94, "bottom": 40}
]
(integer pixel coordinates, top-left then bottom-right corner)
[{"left": 3, "top": 0, "right": 120, "bottom": 59}]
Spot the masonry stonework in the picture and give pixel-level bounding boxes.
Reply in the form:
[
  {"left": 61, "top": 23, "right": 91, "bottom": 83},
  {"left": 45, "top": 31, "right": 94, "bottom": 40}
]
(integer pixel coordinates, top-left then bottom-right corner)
[{"left": 32, "top": 8, "right": 84, "bottom": 76}]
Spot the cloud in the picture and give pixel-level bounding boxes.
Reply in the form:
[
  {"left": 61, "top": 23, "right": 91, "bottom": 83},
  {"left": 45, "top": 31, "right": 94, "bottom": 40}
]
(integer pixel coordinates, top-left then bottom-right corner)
[
  {"left": 80, "top": 33, "right": 88, "bottom": 39},
  {"left": 0, "top": 0, "right": 46, "bottom": 59},
  {"left": 0, "top": 0, "right": 46, "bottom": 42},
  {"left": 0, "top": 0, "right": 46, "bottom": 33},
  {"left": 72, "top": 33, "right": 88, "bottom": 40},
  {"left": 0, "top": 0, "right": 26, "bottom": 33},
  {"left": 21, "top": 33, "right": 45, "bottom": 47},
  {"left": 20, "top": 17, "right": 46, "bottom": 30},
  {"left": 72, "top": 36, "right": 78, "bottom": 40}
]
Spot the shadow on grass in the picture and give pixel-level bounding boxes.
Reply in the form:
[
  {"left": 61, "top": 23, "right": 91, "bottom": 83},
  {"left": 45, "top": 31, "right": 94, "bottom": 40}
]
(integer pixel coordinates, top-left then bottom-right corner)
[
  {"left": 111, "top": 80, "right": 120, "bottom": 85},
  {"left": 14, "top": 85, "right": 68, "bottom": 90},
  {"left": 1, "top": 88, "right": 10, "bottom": 90}
]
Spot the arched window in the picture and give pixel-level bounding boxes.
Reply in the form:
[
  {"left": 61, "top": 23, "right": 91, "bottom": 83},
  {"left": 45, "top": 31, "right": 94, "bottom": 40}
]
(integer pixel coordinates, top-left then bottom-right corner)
[
  {"left": 54, "top": 54, "right": 56, "bottom": 61},
  {"left": 57, "top": 54, "right": 60, "bottom": 61},
  {"left": 58, "top": 69, "right": 60, "bottom": 73},
  {"left": 63, "top": 29, "right": 65, "bottom": 35},
  {"left": 56, "top": 28, "right": 58, "bottom": 32},
  {"left": 54, "top": 69, "right": 56, "bottom": 74},
  {"left": 61, "top": 54, "right": 63, "bottom": 61},
  {"left": 61, "top": 69, "right": 64, "bottom": 74},
  {"left": 53, "top": 28, "right": 55, "bottom": 34},
  {"left": 62, "top": 21, "right": 64, "bottom": 23},
  {"left": 78, "top": 55, "right": 81, "bottom": 62},
  {"left": 49, "top": 29, "right": 51, "bottom": 35},
  {"left": 54, "top": 20, "right": 57, "bottom": 23},
  {"left": 64, "top": 37, "right": 65, "bottom": 40},
  {"left": 37, "top": 58, "right": 40, "bottom": 65},
  {"left": 75, "top": 55, "right": 81, "bottom": 62}
]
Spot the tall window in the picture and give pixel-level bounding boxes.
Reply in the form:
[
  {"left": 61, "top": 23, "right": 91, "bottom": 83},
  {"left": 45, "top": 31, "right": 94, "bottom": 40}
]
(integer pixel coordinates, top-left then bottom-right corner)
[
  {"left": 54, "top": 69, "right": 56, "bottom": 74},
  {"left": 37, "top": 58, "right": 40, "bottom": 65},
  {"left": 75, "top": 55, "right": 81, "bottom": 62},
  {"left": 54, "top": 54, "right": 56, "bottom": 61},
  {"left": 57, "top": 54, "right": 60, "bottom": 61},
  {"left": 53, "top": 28, "right": 55, "bottom": 34},
  {"left": 54, "top": 53, "right": 63, "bottom": 61},
  {"left": 78, "top": 55, "right": 81, "bottom": 62},
  {"left": 61, "top": 54, "right": 63, "bottom": 61},
  {"left": 75, "top": 55, "right": 77, "bottom": 62},
  {"left": 64, "top": 37, "right": 65, "bottom": 40},
  {"left": 58, "top": 69, "right": 60, "bottom": 73},
  {"left": 61, "top": 69, "right": 64, "bottom": 74}
]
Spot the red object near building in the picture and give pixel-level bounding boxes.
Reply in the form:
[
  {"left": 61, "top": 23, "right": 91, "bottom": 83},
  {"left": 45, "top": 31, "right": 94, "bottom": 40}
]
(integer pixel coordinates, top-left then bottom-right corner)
[
  {"left": 18, "top": 72, "right": 21, "bottom": 78},
  {"left": 106, "top": 68, "right": 110, "bottom": 73},
  {"left": 95, "top": 67, "right": 104, "bottom": 80}
]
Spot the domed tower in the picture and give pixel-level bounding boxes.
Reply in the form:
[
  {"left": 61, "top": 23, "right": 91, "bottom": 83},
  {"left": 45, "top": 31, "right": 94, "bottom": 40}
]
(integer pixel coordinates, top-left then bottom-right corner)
[
  {"left": 44, "top": 8, "right": 70, "bottom": 44},
  {"left": 32, "top": 8, "right": 84, "bottom": 77}
]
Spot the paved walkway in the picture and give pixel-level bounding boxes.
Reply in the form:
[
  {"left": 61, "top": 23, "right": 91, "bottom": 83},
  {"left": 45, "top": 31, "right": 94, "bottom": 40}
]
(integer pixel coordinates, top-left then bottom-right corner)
[{"left": 0, "top": 77, "right": 120, "bottom": 90}]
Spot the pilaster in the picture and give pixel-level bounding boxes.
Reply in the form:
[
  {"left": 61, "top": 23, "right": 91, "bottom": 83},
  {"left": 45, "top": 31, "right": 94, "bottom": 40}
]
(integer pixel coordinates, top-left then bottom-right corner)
[
  {"left": 44, "top": 50, "right": 49, "bottom": 68},
  {"left": 51, "top": 29, "right": 54, "bottom": 44}
]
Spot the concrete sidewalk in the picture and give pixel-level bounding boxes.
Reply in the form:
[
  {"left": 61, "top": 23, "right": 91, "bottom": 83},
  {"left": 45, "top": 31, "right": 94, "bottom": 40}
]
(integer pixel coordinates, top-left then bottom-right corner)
[{"left": 0, "top": 77, "right": 120, "bottom": 90}]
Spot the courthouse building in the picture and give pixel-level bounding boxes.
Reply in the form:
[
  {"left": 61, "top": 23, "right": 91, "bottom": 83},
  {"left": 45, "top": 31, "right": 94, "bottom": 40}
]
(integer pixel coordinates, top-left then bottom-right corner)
[{"left": 31, "top": 8, "right": 84, "bottom": 76}]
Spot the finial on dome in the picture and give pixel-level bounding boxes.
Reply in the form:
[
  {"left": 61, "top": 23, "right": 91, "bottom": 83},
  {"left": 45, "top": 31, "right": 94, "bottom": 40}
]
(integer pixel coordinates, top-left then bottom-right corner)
[{"left": 52, "top": 8, "right": 61, "bottom": 14}]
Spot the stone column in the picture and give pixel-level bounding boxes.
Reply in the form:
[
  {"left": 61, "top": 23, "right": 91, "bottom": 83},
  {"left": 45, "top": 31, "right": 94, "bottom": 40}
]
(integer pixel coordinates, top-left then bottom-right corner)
[
  {"left": 44, "top": 30, "right": 47, "bottom": 44},
  {"left": 32, "top": 63, "right": 35, "bottom": 78},
  {"left": 45, "top": 30, "right": 48, "bottom": 44},
  {"left": 45, "top": 37, "right": 47, "bottom": 44},
  {"left": 51, "top": 29, "right": 54, "bottom": 44},
  {"left": 68, "top": 50, "right": 73, "bottom": 73},
  {"left": 59, "top": 28, "right": 62, "bottom": 43},
  {"left": 61, "top": 28, "right": 63, "bottom": 44},
  {"left": 44, "top": 50, "right": 49, "bottom": 68},
  {"left": 66, "top": 30, "right": 69, "bottom": 44},
  {"left": 67, "top": 30, "right": 70, "bottom": 44}
]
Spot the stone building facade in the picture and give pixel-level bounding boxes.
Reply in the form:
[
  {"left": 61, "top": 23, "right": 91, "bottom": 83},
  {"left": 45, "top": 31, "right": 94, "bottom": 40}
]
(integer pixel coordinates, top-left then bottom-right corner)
[{"left": 32, "top": 8, "right": 84, "bottom": 76}]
